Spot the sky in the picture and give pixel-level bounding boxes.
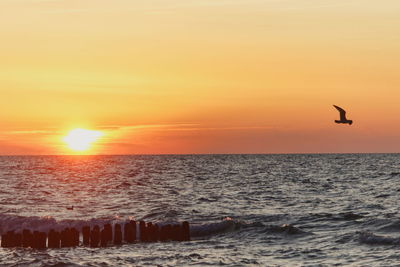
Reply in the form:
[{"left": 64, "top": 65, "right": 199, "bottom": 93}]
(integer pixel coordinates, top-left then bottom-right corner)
[{"left": 1, "top": 0, "right": 400, "bottom": 155}]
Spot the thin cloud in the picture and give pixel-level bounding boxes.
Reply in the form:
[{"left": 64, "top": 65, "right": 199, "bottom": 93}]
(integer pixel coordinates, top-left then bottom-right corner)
[
  {"left": 0, "top": 130, "right": 59, "bottom": 135},
  {"left": 98, "top": 123, "right": 199, "bottom": 131},
  {"left": 98, "top": 123, "right": 277, "bottom": 133},
  {"left": 161, "top": 126, "right": 277, "bottom": 132}
]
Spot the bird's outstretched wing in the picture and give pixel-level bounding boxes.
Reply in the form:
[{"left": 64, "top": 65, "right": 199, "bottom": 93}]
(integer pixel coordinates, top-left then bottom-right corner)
[{"left": 333, "top": 105, "right": 347, "bottom": 121}]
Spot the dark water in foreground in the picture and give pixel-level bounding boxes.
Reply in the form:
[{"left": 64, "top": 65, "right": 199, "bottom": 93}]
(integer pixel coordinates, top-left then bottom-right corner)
[{"left": 1, "top": 154, "right": 400, "bottom": 266}]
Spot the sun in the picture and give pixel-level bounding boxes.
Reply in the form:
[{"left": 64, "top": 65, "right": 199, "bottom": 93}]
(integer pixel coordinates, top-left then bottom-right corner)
[{"left": 63, "top": 128, "right": 103, "bottom": 152}]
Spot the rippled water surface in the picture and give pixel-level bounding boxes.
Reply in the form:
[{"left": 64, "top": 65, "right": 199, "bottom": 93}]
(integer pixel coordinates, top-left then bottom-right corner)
[{"left": 2, "top": 154, "right": 400, "bottom": 266}]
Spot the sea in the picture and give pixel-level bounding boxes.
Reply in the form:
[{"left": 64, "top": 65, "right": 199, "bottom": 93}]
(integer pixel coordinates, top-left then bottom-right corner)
[{"left": 1, "top": 154, "right": 400, "bottom": 266}]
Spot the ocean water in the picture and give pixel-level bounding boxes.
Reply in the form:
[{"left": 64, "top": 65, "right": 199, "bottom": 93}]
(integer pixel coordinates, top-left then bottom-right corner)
[{"left": 1, "top": 154, "right": 400, "bottom": 266}]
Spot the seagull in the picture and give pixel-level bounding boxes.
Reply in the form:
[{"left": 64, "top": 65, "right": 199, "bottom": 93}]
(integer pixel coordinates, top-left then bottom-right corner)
[{"left": 333, "top": 105, "right": 353, "bottom": 125}]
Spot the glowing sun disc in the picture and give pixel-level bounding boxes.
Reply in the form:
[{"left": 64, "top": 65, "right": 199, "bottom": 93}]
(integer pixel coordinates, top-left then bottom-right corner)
[{"left": 63, "top": 128, "right": 103, "bottom": 151}]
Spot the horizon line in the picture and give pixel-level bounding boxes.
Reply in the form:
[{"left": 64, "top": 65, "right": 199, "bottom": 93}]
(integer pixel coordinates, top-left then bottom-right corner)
[{"left": 0, "top": 152, "right": 399, "bottom": 157}]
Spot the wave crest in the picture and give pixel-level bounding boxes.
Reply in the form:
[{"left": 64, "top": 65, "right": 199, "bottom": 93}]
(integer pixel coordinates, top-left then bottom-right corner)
[{"left": 359, "top": 231, "right": 400, "bottom": 246}]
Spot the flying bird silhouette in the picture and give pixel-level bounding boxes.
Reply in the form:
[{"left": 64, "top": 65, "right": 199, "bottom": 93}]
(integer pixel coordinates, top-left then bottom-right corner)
[{"left": 333, "top": 105, "right": 353, "bottom": 125}]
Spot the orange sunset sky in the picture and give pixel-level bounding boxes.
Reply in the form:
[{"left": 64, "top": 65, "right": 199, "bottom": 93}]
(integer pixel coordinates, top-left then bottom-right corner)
[{"left": 1, "top": 0, "right": 400, "bottom": 155}]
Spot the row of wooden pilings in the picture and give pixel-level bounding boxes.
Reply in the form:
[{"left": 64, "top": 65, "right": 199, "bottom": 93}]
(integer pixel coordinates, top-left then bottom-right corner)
[{"left": 1, "top": 220, "right": 190, "bottom": 249}]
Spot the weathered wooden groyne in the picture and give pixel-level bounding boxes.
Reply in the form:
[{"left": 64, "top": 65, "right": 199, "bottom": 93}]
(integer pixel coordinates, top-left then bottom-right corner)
[{"left": 1, "top": 220, "right": 190, "bottom": 248}]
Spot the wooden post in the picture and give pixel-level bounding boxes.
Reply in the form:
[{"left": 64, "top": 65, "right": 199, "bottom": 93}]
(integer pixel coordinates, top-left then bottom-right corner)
[
  {"left": 177, "top": 224, "right": 184, "bottom": 241},
  {"left": 182, "top": 221, "right": 190, "bottom": 241},
  {"left": 22, "top": 229, "right": 32, "bottom": 248},
  {"left": 153, "top": 224, "right": 160, "bottom": 242},
  {"left": 100, "top": 228, "right": 107, "bottom": 247},
  {"left": 131, "top": 220, "right": 137, "bottom": 242},
  {"left": 6, "top": 231, "right": 17, "bottom": 247},
  {"left": 82, "top": 226, "right": 90, "bottom": 246},
  {"left": 114, "top": 224, "right": 122, "bottom": 245},
  {"left": 60, "top": 228, "right": 70, "bottom": 247},
  {"left": 90, "top": 225, "right": 100, "bottom": 247},
  {"left": 71, "top": 228, "right": 79, "bottom": 247},
  {"left": 147, "top": 222, "right": 159, "bottom": 242},
  {"left": 32, "top": 231, "right": 40, "bottom": 249},
  {"left": 171, "top": 224, "right": 180, "bottom": 241},
  {"left": 38, "top": 232, "right": 47, "bottom": 249},
  {"left": 104, "top": 224, "right": 112, "bottom": 244},
  {"left": 165, "top": 224, "right": 172, "bottom": 241},
  {"left": 159, "top": 225, "right": 166, "bottom": 242},
  {"left": 48, "top": 229, "right": 60, "bottom": 248},
  {"left": 147, "top": 222, "right": 154, "bottom": 242},
  {"left": 139, "top": 221, "right": 147, "bottom": 242},
  {"left": 14, "top": 232, "right": 22, "bottom": 247},
  {"left": 1, "top": 231, "right": 10, "bottom": 247},
  {"left": 124, "top": 220, "right": 135, "bottom": 243},
  {"left": 124, "top": 221, "right": 130, "bottom": 243}
]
